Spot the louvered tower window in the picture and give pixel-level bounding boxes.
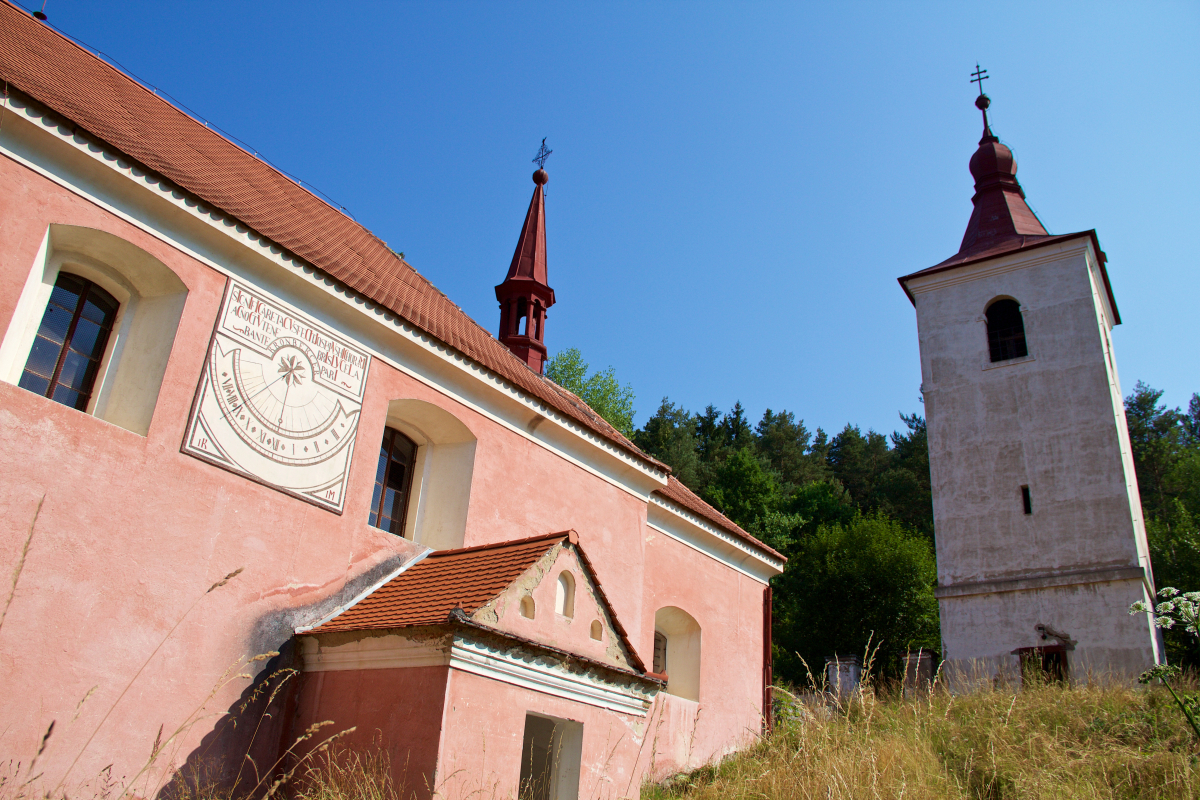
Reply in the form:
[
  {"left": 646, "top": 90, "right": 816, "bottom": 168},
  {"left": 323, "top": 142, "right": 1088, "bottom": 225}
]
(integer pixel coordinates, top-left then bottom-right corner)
[
  {"left": 368, "top": 426, "right": 418, "bottom": 536},
  {"left": 19, "top": 272, "right": 119, "bottom": 411}
]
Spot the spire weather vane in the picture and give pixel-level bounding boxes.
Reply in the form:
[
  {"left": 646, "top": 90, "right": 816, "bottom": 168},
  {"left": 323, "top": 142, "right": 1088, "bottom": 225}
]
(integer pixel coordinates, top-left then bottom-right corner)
[
  {"left": 970, "top": 63, "right": 989, "bottom": 96},
  {"left": 532, "top": 138, "right": 552, "bottom": 170}
]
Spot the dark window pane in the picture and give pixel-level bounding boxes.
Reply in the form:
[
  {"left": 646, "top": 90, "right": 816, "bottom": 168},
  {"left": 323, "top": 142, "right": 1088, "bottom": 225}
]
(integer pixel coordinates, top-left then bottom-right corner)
[
  {"left": 18, "top": 372, "right": 49, "bottom": 396},
  {"left": 37, "top": 303, "right": 75, "bottom": 344},
  {"left": 23, "top": 336, "right": 63, "bottom": 379},
  {"left": 21, "top": 273, "right": 119, "bottom": 410},
  {"left": 69, "top": 318, "right": 104, "bottom": 357},
  {"left": 49, "top": 276, "right": 84, "bottom": 307},
  {"left": 386, "top": 461, "right": 408, "bottom": 492},
  {"left": 51, "top": 384, "right": 85, "bottom": 410},
  {"left": 82, "top": 293, "right": 118, "bottom": 326},
  {"left": 375, "top": 443, "right": 390, "bottom": 485},
  {"left": 368, "top": 426, "right": 417, "bottom": 537},
  {"left": 382, "top": 486, "right": 406, "bottom": 525},
  {"left": 56, "top": 350, "right": 93, "bottom": 391}
]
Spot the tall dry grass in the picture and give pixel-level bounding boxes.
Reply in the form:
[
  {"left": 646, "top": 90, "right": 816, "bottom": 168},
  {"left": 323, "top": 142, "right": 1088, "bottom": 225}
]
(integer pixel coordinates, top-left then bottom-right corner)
[{"left": 645, "top": 677, "right": 1200, "bottom": 800}]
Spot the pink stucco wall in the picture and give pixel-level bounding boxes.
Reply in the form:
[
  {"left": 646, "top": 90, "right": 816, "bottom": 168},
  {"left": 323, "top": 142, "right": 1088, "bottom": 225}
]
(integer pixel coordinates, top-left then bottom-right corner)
[
  {"left": 293, "top": 666, "right": 449, "bottom": 799},
  {"left": 435, "top": 667, "right": 653, "bottom": 800},
  {"left": 0, "top": 136, "right": 769, "bottom": 796},
  {"left": 642, "top": 533, "right": 767, "bottom": 766}
]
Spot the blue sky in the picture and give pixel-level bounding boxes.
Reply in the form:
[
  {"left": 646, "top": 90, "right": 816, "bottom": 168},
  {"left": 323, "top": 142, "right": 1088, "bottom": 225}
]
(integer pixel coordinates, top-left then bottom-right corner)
[{"left": 30, "top": 1, "right": 1200, "bottom": 437}]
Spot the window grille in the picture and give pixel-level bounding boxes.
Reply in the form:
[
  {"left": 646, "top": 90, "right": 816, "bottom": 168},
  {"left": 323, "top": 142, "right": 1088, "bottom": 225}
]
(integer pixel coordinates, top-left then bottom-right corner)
[
  {"left": 368, "top": 427, "right": 418, "bottom": 535},
  {"left": 19, "top": 272, "right": 118, "bottom": 411}
]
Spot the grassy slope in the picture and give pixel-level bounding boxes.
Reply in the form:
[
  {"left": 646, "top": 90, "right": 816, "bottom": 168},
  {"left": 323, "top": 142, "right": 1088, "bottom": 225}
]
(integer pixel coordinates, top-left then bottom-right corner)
[{"left": 646, "top": 680, "right": 1200, "bottom": 800}]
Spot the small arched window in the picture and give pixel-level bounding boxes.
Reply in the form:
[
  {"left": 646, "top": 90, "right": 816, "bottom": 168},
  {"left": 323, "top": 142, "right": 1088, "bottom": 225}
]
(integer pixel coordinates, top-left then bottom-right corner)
[
  {"left": 368, "top": 426, "right": 418, "bottom": 536},
  {"left": 19, "top": 272, "right": 118, "bottom": 411},
  {"left": 986, "top": 299, "right": 1028, "bottom": 362},
  {"left": 590, "top": 620, "right": 603, "bottom": 641},
  {"left": 555, "top": 571, "right": 575, "bottom": 618},
  {"left": 520, "top": 595, "right": 536, "bottom": 619}
]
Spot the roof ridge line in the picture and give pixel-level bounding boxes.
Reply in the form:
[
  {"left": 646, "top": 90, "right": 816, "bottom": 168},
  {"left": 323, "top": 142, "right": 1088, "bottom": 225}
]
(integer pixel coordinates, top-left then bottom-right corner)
[
  {"left": 427, "top": 530, "right": 571, "bottom": 558},
  {"left": 294, "top": 547, "right": 435, "bottom": 634}
]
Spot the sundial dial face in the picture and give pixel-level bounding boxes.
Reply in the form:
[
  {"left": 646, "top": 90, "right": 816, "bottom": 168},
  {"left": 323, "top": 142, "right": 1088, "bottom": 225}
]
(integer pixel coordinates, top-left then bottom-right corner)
[{"left": 183, "top": 280, "right": 371, "bottom": 513}]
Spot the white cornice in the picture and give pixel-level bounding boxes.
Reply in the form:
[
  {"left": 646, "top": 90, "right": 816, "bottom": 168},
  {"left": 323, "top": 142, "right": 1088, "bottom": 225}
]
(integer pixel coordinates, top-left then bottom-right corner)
[
  {"left": 904, "top": 239, "right": 1093, "bottom": 298},
  {"left": 647, "top": 496, "right": 784, "bottom": 583},
  {"left": 299, "top": 631, "right": 655, "bottom": 716},
  {"left": 0, "top": 92, "right": 667, "bottom": 503},
  {"left": 448, "top": 636, "right": 654, "bottom": 716}
]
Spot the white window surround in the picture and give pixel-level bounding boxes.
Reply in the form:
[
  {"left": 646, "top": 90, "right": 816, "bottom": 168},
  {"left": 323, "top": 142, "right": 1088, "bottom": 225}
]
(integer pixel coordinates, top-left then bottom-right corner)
[
  {"left": 0, "top": 224, "right": 187, "bottom": 435},
  {"left": 654, "top": 606, "right": 701, "bottom": 702},
  {"left": 382, "top": 398, "right": 477, "bottom": 551}
]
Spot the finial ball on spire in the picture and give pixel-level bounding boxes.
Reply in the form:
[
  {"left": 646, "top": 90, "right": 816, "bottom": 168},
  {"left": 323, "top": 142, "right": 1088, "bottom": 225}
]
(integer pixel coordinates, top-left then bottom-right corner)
[
  {"left": 533, "top": 169, "right": 548, "bottom": 185},
  {"left": 975, "top": 93, "right": 991, "bottom": 111}
]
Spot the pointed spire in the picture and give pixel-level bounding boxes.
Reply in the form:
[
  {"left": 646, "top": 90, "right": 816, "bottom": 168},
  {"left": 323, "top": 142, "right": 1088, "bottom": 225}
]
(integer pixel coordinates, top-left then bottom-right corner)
[
  {"left": 958, "top": 85, "right": 1048, "bottom": 255},
  {"left": 504, "top": 170, "right": 550, "bottom": 286},
  {"left": 496, "top": 147, "right": 557, "bottom": 374}
]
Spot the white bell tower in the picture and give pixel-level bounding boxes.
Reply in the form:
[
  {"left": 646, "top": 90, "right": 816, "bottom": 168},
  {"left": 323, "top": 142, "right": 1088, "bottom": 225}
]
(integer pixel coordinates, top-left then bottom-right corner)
[{"left": 898, "top": 84, "right": 1162, "bottom": 682}]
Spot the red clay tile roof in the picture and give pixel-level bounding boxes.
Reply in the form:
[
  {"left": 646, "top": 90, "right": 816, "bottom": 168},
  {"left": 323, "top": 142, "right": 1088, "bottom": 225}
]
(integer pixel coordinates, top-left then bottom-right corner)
[
  {"left": 656, "top": 476, "right": 785, "bottom": 562},
  {"left": 309, "top": 532, "right": 568, "bottom": 633},
  {"left": 303, "top": 530, "right": 649, "bottom": 672},
  {"left": 0, "top": 3, "right": 658, "bottom": 471},
  {"left": 0, "top": 4, "right": 784, "bottom": 560}
]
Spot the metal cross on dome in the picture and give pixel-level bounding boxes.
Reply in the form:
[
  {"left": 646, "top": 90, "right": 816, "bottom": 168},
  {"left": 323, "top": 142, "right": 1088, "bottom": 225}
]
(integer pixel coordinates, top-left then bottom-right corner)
[
  {"left": 532, "top": 138, "right": 552, "bottom": 170},
  {"left": 970, "top": 63, "right": 989, "bottom": 95}
]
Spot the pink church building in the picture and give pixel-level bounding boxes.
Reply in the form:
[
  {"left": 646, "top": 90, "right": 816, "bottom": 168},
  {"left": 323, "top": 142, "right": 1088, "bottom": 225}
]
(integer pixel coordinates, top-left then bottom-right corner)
[{"left": 0, "top": 5, "right": 783, "bottom": 799}]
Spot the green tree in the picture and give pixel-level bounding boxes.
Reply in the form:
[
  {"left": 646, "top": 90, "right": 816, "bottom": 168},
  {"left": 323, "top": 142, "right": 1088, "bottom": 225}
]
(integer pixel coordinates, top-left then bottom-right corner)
[
  {"left": 772, "top": 513, "right": 940, "bottom": 685},
  {"left": 701, "top": 447, "right": 780, "bottom": 532},
  {"left": 1124, "top": 382, "right": 1200, "bottom": 666},
  {"left": 545, "top": 348, "right": 636, "bottom": 439},
  {"left": 827, "top": 424, "right": 891, "bottom": 509},
  {"left": 720, "top": 401, "right": 755, "bottom": 452},
  {"left": 756, "top": 409, "right": 826, "bottom": 491},
  {"left": 875, "top": 413, "right": 934, "bottom": 540},
  {"left": 1126, "top": 382, "right": 1189, "bottom": 526},
  {"left": 634, "top": 398, "right": 700, "bottom": 489}
]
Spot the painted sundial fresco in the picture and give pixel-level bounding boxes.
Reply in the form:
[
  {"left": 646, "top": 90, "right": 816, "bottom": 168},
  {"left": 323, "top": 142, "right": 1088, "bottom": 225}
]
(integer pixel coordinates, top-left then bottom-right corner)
[{"left": 183, "top": 280, "right": 371, "bottom": 513}]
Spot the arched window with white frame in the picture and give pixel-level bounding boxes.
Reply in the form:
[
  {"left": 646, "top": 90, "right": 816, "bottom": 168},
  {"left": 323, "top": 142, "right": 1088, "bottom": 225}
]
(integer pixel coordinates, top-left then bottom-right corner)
[{"left": 0, "top": 225, "right": 188, "bottom": 435}]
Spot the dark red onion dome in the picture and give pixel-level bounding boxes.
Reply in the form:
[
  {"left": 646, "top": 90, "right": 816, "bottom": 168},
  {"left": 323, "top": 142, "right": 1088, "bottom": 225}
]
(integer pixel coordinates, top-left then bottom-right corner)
[
  {"left": 969, "top": 139, "right": 1017, "bottom": 184},
  {"left": 958, "top": 93, "right": 1048, "bottom": 255}
]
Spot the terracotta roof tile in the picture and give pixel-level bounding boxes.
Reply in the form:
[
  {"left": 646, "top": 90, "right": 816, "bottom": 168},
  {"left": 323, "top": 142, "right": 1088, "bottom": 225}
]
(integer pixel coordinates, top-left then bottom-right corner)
[{"left": 309, "top": 532, "right": 568, "bottom": 633}]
